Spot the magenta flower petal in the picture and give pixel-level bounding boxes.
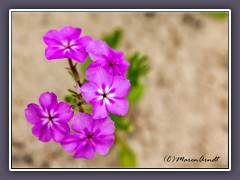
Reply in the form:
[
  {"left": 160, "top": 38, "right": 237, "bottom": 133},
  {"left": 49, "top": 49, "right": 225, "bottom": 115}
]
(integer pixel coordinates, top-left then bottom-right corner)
[
  {"left": 67, "top": 48, "right": 88, "bottom": 63},
  {"left": 92, "top": 117, "right": 115, "bottom": 155},
  {"left": 106, "top": 98, "right": 129, "bottom": 116},
  {"left": 55, "top": 102, "right": 74, "bottom": 123},
  {"left": 51, "top": 122, "right": 70, "bottom": 142},
  {"left": 86, "top": 61, "right": 107, "bottom": 81},
  {"left": 24, "top": 103, "right": 43, "bottom": 124},
  {"left": 93, "top": 116, "right": 115, "bottom": 136},
  {"left": 80, "top": 82, "right": 98, "bottom": 103},
  {"left": 76, "top": 35, "right": 93, "bottom": 48},
  {"left": 71, "top": 113, "right": 93, "bottom": 133},
  {"left": 91, "top": 68, "right": 113, "bottom": 87},
  {"left": 92, "top": 135, "right": 115, "bottom": 155},
  {"left": 111, "top": 57, "right": 130, "bottom": 77},
  {"left": 43, "top": 30, "right": 63, "bottom": 46},
  {"left": 61, "top": 134, "right": 84, "bottom": 153},
  {"left": 45, "top": 47, "right": 66, "bottom": 60},
  {"left": 86, "top": 40, "right": 110, "bottom": 61},
  {"left": 39, "top": 92, "right": 58, "bottom": 113},
  {"left": 73, "top": 141, "right": 95, "bottom": 159},
  {"left": 92, "top": 100, "right": 108, "bottom": 119},
  {"left": 110, "top": 48, "right": 124, "bottom": 58},
  {"left": 32, "top": 121, "right": 44, "bottom": 138},
  {"left": 110, "top": 76, "right": 130, "bottom": 98},
  {"left": 32, "top": 121, "right": 52, "bottom": 142},
  {"left": 25, "top": 91, "right": 73, "bottom": 143},
  {"left": 59, "top": 25, "right": 81, "bottom": 40}
]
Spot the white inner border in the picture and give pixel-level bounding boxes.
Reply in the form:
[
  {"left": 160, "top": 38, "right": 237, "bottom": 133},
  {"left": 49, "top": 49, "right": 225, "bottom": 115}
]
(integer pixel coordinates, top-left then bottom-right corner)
[{"left": 9, "top": 9, "right": 231, "bottom": 172}]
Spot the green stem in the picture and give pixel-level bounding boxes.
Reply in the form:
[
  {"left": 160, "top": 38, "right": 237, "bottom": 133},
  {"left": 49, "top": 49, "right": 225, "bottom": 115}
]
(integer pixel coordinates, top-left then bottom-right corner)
[
  {"left": 77, "top": 102, "right": 84, "bottom": 112},
  {"left": 67, "top": 58, "right": 84, "bottom": 112},
  {"left": 68, "top": 58, "right": 82, "bottom": 87}
]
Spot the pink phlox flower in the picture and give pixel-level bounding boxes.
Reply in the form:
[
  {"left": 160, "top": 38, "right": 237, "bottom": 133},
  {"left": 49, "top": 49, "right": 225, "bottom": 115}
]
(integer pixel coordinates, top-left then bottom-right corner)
[
  {"left": 80, "top": 68, "right": 130, "bottom": 119},
  {"left": 85, "top": 39, "right": 130, "bottom": 81},
  {"left": 60, "top": 112, "right": 115, "bottom": 159},
  {"left": 43, "top": 25, "right": 92, "bottom": 63},
  {"left": 24, "top": 92, "right": 74, "bottom": 142}
]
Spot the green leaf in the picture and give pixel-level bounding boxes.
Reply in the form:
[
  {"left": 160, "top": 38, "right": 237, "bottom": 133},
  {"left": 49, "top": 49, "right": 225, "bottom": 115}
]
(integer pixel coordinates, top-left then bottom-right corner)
[
  {"left": 67, "top": 89, "right": 78, "bottom": 95},
  {"left": 205, "top": 12, "right": 228, "bottom": 19},
  {"left": 64, "top": 95, "right": 77, "bottom": 104},
  {"left": 109, "top": 113, "right": 122, "bottom": 121},
  {"left": 82, "top": 104, "right": 92, "bottom": 113},
  {"left": 126, "top": 53, "right": 150, "bottom": 88},
  {"left": 117, "top": 136, "right": 137, "bottom": 168},
  {"left": 127, "top": 85, "right": 144, "bottom": 105},
  {"left": 102, "top": 28, "right": 123, "bottom": 49},
  {"left": 110, "top": 114, "right": 132, "bottom": 132}
]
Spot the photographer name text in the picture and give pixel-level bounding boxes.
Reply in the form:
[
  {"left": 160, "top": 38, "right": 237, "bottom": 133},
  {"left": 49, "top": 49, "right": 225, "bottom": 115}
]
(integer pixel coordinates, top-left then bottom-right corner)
[{"left": 164, "top": 155, "right": 220, "bottom": 163}]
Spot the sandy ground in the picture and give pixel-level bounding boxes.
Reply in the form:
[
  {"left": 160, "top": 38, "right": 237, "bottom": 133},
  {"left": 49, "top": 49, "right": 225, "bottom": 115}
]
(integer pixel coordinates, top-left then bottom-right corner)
[{"left": 11, "top": 12, "right": 229, "bottom": 168}]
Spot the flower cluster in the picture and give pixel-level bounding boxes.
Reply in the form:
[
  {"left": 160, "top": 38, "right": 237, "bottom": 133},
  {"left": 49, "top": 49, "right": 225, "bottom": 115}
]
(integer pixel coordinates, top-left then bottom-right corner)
[{"left": 24, "top": 25, "right": 131, "bottom": 159}]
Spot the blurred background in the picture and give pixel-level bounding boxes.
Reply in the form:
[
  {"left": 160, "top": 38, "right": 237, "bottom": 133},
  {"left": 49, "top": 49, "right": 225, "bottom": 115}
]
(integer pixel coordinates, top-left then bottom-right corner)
[{"left": 12, "top": 12, "right": 229, "bottom": 168}]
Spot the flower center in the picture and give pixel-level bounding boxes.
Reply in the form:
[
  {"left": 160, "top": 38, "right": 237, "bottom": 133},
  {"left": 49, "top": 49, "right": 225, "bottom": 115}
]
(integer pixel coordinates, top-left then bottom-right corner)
[
  {"left": 65, "top": 44, "right": 71, "bottom": 49},
  {"left": 87, "top": 134, "right": 93, "bottom": 139},
  {"left": 108, "top": 61, "right": 114, "bottom": 67},
  {"left": 48, "top": 116, "right": 53, "bottom": 122},
  {"left": 102, "top": 92, "right": 108, "bottom": 98}
]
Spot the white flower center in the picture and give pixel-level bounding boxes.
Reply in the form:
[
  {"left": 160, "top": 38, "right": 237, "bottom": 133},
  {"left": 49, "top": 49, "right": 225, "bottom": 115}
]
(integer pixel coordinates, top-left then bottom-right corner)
[{"left": 97, "top": 85, "right": 115, "bottom": 104}]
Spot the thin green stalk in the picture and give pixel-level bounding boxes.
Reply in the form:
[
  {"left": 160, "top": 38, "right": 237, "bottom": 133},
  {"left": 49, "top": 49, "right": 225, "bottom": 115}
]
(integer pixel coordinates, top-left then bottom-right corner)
[{"left": 68, "top": 58, "right": 82, "bottom": 87}]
